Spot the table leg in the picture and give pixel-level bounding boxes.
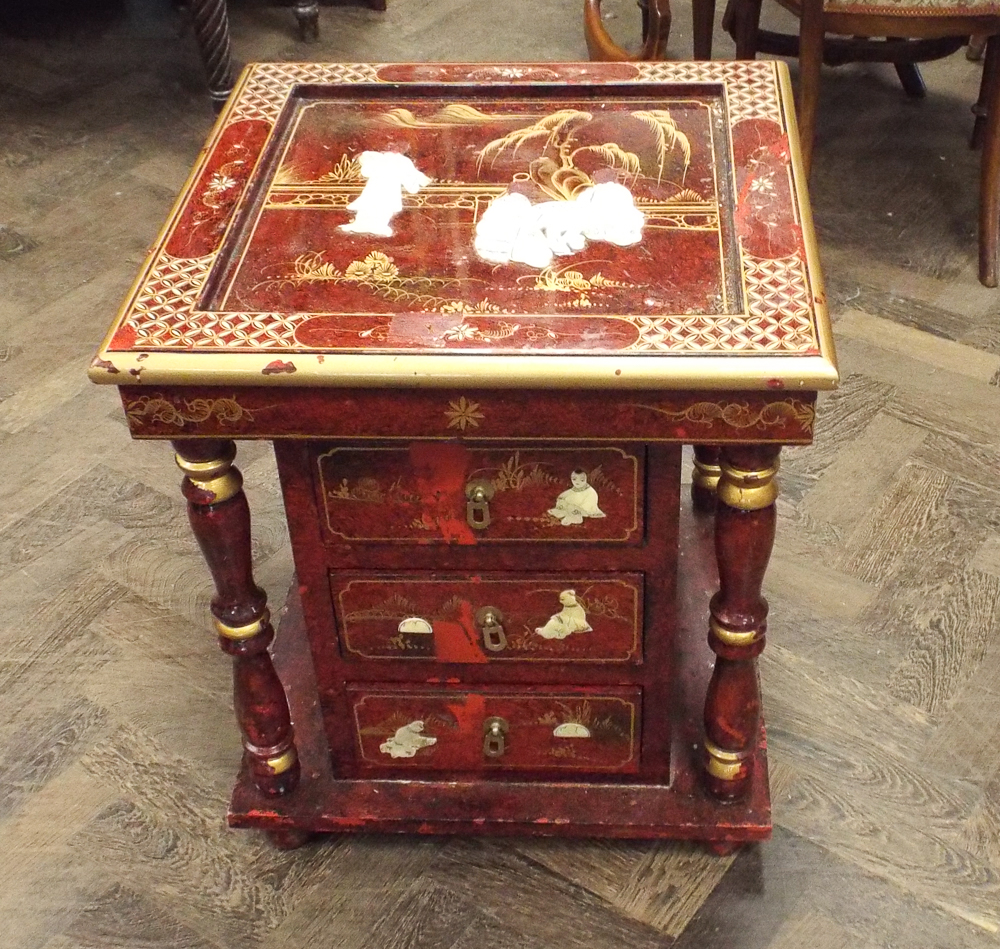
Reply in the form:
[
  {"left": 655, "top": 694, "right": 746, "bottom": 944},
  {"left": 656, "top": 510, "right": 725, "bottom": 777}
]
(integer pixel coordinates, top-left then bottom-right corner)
[
  {"left": 173, "top": 439, "right": 300, "bottom": 797},
  {"left": 691, "top": 445, "right": 722, "bottom": 512},
  {"left": 702, "top": 444, "right": 780, "bottom": 801},
  {"left": 188, "top": 0, "right": 236, "bottom": 111}
]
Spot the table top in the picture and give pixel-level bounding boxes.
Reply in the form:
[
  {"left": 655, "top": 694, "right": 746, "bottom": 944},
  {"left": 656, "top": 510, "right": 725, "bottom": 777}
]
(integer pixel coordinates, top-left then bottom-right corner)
[{"left": 89, "top": 61, "right": 837, "bottom": 392}]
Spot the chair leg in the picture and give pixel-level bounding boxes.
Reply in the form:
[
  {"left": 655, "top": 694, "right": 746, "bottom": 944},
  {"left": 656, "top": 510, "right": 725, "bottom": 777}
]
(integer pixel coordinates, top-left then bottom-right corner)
[
  {"left": 796, "top": 0, "right": 825, "bottom": 176},
  {"left": 893, "top": 62, "right": 927, "bottom": 98},
  {"left": 693, "top": 0, "right": 716, "bottom": 59},
  {"left": 978, "top": 34, "right": 1000, "bottom": 286},
  {"left": 972, "top": 35, "right": 1000, "bottom": 149},
  {"left": 731, "top": 0, "right": 763, "bottom": 58}
]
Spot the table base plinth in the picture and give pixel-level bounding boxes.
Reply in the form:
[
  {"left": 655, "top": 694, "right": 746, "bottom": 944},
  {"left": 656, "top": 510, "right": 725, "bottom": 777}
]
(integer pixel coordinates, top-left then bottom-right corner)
[{"left": 228, "top": 505, "right": 772, "bottom": 846}]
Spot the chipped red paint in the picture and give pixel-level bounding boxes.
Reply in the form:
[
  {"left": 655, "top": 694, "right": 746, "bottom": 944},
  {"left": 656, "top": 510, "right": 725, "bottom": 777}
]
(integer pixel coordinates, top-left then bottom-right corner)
[{"left": 262, "top": 360, "right": 297, "bottom": 375}]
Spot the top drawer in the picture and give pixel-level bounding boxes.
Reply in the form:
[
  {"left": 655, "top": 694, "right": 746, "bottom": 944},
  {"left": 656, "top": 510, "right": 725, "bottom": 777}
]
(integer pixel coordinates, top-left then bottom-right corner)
[{"left": 316, "top": 444, "right": 644, "bottom": 545}]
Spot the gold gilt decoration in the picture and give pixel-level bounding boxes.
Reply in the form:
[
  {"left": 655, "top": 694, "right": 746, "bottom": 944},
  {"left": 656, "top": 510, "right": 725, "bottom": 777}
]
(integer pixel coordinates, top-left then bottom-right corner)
[
  {"left": 476, "top": 109, "right": 691, "bottom": 200},
  {"left": 630, "top": 399, "right": 815, "bottom": 434},
  {"left": 526, "top": 264, "right": 635, "bottom": 293},
  {"left": 263, "top": 251, "right": 478, "bottom": 311},
  {"left": 444, "top": 396, "right": 485, "bottom": 431},
  {"left": 125, "top": 395, "right": 257, "bottom": 426}
]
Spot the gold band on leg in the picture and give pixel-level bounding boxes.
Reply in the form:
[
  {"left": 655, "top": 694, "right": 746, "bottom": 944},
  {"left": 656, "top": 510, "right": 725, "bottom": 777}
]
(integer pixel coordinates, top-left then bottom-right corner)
[
  {"left": 214, "top": 609, "right": 271, "bottom": 642},
  {"left": 704, "top": 737, "right": 748, "bottom": 781},
  {"left": 692, "top": 456, "right": 723, "bottom": 495},
  {"left": 717, "top": 460, "right": 779, "bottom": 511},
  {"left": 709, "top": 616, "right": 763, "bottom": 648},
  {"left": 175, "top": 444, "right": 243, "bottom": 504}
]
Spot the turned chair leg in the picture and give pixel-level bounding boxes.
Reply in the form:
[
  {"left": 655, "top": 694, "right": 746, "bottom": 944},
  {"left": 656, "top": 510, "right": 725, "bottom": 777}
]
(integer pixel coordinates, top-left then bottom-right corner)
[{"left": 978, "top": 34, "right": 1000, "bottom": 286}]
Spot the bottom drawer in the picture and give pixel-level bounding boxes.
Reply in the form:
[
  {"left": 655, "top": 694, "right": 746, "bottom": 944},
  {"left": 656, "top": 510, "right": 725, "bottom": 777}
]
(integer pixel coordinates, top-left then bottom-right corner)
[{"left": 349, "top": 685, "right": 641, "bottom": 774}]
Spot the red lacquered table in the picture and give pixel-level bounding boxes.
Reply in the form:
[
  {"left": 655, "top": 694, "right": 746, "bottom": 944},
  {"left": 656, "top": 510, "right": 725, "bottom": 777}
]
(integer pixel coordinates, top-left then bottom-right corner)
[{"left": 90, "top": 61, "right": 837, "bottom": 851}]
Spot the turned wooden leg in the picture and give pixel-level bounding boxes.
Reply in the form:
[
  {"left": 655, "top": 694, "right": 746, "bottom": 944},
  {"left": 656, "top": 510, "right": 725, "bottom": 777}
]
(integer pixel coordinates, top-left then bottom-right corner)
[
  {"left": 188, "top": 0, "right": 235, "bottom": 111},
  {"left": 703, "top": 444, "right": 780, "bottom": 801},
  {"left": 293, "top": 2, "right": 320, "bottom": 42},
  {"left": 691, "top": 445, "right": 722, "bottom": 513},
  {"left": 173, "top": 439, "right": 300, "bottom": 797}
]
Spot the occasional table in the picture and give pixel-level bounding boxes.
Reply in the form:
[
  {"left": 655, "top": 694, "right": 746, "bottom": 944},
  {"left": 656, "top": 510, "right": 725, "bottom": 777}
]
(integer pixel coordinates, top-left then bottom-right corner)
[{"left": 90, "top": 60, "right": 837, "bottom": 850}]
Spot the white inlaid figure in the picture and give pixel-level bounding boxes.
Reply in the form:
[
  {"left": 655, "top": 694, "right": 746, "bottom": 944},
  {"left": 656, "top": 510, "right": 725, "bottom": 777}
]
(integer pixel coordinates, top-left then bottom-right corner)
[
  {"left": 379, "top": 720, "right": 437, "bottom": 758},
  {"left": 548, "top": 470, "right": 606, "bottom": 526},
  {"left": 535, "top": 589, "right": 594, "bottom": 640},
  {"left": 341, "top": 151, "right": 431, "bottom": 237},
  {"left": 473, "top": 182, "right": 644, "bottom": 269}
]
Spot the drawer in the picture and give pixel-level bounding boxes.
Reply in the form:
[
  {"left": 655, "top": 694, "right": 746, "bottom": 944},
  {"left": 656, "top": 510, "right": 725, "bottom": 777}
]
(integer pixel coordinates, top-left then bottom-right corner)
[
  {"left": 316, "top": 444, "right": 643, "bottom": 544},
  {"left": 350, "top": 685, "right": 641, "bottom": 773},
  {"left": 332, "top": 573, "right": 643, "bottom": 663}
]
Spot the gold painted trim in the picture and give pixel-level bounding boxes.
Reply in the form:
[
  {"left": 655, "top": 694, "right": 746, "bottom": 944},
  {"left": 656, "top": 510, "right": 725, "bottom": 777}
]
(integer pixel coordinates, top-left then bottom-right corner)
[
  {"left": 776, "top": 63, "right": 838, "bottom": 390},
  {"left": 189, "top": 471, "right": 243, "bottom": 505},
  {"left": 709, "top": 617, "right": 762, "bottom": 648},
  {"left": 704, "top": 737, "right": 748, "bottom": 781},
  {"left": 174, "top": 445, "right": 236, "bottom": 480},
  {"left": 215, "top": 608, "right": 271, "bottom": 641},
  {"left": 718, "top": 460, "right": 780, "bottom": 511},
  {"left": 263, "top": 748, "right": 298, "bottom": 775},
  {"left": 91, "top": 350, "right": 840, "bottom": 391},
  {"left": 692, "top": 456, "right": 723, "bottom": 493}
]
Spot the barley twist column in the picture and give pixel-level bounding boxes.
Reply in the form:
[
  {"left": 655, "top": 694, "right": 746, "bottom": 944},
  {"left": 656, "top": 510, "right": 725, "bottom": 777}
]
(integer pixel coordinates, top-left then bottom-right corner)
[
  {"left": 188, "top": 0, "right": 235, "bottom": 111},
  {"left": 702, "top": 444, "right": 780, "bottom": 801},
  {"left": 173, "top": 439, "right": 300, "bottom": 797}
]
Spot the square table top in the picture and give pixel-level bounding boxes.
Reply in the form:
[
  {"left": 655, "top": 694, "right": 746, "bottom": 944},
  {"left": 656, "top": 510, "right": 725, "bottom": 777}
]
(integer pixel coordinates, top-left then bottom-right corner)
[{"left": 89, "top": 61, "right": 837, "bottom": 393}]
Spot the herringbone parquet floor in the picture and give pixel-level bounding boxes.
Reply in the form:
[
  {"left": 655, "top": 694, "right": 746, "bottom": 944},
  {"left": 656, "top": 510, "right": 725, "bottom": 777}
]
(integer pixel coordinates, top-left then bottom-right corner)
[{"left": 2, "top": 1, "right": 1000, "bottom": 946}]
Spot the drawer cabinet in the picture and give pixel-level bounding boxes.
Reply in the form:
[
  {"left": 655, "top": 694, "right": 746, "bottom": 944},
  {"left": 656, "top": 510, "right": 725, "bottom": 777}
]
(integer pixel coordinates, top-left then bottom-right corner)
[
  {"left": 350, "top": 685, "right": 642, "bottom": 773},
  {"left": 94, "top": 62, "right": 837, "bottom": 848},
  {"left": 331, "top": 573, "right": 644, "bottom": 663}
]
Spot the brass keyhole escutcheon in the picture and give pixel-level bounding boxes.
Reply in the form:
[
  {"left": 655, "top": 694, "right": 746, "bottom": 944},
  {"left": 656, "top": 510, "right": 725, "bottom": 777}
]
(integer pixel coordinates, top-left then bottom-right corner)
[
  {"left": 483, "top": 716, "right": 509, "bottom": 758},
  {"left": 475, "top": 606, "right": 507, "bottom": 652},
  {"left": 465, "top": 479, "right": 495, "bottom": 530}
]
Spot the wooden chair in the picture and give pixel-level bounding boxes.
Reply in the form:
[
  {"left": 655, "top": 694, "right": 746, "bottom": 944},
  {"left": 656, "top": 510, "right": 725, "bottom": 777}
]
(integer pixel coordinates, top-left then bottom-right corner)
[
  {"left": 722, "top": 0, "right": 1000, "bottom": 285},
  {"left": 584, "top": 0, "right": 672, "bottom": 60}
]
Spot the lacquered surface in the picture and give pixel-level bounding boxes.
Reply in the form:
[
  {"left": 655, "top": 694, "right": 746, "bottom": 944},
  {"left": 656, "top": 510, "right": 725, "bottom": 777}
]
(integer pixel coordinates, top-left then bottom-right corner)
[{"left": 89, "top": 61, "right": 838, "bottom": 391}]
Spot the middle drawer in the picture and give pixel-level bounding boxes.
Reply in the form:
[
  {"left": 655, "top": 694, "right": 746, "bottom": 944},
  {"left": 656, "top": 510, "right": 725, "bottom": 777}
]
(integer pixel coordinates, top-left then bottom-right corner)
[{"left": 331, "top": 573, "right": 644, "bottom": 663}]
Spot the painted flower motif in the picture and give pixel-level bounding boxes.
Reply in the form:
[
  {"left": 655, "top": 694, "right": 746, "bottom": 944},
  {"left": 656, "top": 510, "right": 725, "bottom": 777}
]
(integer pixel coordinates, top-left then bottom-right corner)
[
  {"left": 442, "top": 322, "right": 483, "bottom": 341},
  {"left": 749, "top": 174, "right": 776, "bottom": 196},
  {"left": 445, "top": 396, "right": 485, "bottom": 431},
  {"left": 346, "top": 251, "right": 399, "bottom": 280}
]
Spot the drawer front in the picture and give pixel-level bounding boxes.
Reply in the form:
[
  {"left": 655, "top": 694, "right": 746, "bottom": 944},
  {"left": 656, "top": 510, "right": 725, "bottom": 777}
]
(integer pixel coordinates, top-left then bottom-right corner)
[
  {"left": 350, "top": 686, "right": 641, "bottom": 773},
  {"left": 317, "top": 444, "right": 643, "bottom": 544},
  {"left": 332, "top": 573, "right": 643, "bottom": 663}
]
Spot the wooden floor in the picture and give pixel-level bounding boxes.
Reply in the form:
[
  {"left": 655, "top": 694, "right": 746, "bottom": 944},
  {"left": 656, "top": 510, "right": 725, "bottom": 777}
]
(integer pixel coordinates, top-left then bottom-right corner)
[{"left": 2, "top": 1, "right": 1000, "bottom": 946}]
